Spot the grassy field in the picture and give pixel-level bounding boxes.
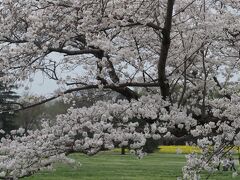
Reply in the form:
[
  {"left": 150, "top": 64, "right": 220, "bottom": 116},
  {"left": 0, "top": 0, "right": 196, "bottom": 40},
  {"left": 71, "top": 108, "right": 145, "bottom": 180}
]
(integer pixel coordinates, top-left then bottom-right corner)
[{"left": 25, "top": 152, "right": 239, "bottom": 180}]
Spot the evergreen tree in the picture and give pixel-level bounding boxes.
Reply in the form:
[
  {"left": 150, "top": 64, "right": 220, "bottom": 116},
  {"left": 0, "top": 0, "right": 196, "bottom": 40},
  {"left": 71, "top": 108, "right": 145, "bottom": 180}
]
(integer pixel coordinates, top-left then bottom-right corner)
[{"left": 0, "top": 82, "right": 19, "bottom": 134}]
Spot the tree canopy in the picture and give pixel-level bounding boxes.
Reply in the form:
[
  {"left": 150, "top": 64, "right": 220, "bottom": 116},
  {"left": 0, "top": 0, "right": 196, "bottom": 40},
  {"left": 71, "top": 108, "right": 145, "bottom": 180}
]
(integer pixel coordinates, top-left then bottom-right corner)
[{"left": 0, "top": 0, "right": 240, "bottom": 179}]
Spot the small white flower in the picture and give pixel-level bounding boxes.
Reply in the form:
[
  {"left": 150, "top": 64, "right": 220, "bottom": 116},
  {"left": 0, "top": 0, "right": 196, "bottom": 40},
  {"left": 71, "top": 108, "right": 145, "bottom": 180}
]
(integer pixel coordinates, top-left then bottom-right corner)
[
  {"left": 0, "top": 171, "right": 6, "bottom": 177},
  {"left": 176, "top": 148, "right": 182, "bottom": 154},
  {"left": 0, "top": 130, "right": 5, "bottom": 134}
]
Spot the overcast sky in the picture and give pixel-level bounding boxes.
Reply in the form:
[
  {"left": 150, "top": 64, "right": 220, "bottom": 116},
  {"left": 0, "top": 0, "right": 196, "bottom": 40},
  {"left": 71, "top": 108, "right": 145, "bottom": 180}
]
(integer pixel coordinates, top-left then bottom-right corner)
[
  {"left": 17, "top": 73, "right": 59, "bottom": 96},
  {"left": 16, "top": 52, "right": 64, "bottom": 96}
]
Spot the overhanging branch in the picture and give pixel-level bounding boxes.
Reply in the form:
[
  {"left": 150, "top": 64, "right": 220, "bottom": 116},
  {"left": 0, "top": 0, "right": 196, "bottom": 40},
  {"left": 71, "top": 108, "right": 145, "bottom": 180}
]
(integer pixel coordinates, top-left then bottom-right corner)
[{"left": 10, "top": 82, "right": 159, "bottom": 112}]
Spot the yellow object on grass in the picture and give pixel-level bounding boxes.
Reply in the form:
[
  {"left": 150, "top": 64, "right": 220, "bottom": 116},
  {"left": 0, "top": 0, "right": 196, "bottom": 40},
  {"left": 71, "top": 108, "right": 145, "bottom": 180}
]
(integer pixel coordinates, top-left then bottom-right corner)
[
  {"left": 112, "top": 146, "right": 239, "bottom": 154},
  {"left": 159, "top": 145, "right": 202, "bottom": 154},
  {"left": 159, "top": 146, "right": 239, "bottom": 154}
]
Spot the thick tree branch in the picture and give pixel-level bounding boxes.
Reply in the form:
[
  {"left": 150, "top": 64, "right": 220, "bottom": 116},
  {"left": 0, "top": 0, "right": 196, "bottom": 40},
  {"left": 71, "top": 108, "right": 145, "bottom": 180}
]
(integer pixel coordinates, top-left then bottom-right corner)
[
  {"left": 10, "top": 82, "right": 159, "bottom": 112},
  {"left": 106, "top": 56, "right": 120, "bottom": 83},
  {"left": 48, "top": 47, "right": 103, "bottom": 56},
  {"left": 158, "top": 0, "right": 175, "bottom": 100}
]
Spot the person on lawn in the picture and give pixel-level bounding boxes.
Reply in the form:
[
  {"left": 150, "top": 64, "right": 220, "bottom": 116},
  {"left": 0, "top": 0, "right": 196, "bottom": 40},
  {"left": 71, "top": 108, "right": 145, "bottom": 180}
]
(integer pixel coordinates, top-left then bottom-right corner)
[
  {"left": 222, "top": 158, "right": 229, "bottom": 171},
  {"left": 229, "top": 157, "right": 236, "bottom": 171}
]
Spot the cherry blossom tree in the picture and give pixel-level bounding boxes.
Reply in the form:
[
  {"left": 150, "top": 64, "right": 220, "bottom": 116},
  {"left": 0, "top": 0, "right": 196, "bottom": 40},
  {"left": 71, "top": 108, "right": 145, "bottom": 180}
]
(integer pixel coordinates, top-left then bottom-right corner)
[{"left": 0, "top": 0, "right": 240, "bottom": 179}]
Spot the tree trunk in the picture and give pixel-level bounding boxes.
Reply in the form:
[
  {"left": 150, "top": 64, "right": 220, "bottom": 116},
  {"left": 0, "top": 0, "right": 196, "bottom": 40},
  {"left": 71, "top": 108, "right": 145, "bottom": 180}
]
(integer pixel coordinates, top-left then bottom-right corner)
[
  {"left": 121, "top": 147, "right": 126, "bottom": 155},
  {"left": 158, "top": 0, "right": 175, "bottom": 100}
]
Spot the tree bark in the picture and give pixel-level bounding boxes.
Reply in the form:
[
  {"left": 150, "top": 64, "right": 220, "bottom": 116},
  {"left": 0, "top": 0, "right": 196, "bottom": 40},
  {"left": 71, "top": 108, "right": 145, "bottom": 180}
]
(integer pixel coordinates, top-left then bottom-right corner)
[
  {"left": 121, "top": 147, "right": 126, "bottom": 155},
  {"left": 158, "top": 0, "right": 175, "bottom": 100}
]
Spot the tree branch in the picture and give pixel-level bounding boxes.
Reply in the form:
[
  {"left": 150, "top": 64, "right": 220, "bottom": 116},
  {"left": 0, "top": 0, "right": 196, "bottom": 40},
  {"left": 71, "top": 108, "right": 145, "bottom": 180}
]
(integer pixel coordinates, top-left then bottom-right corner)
[
  {"left": 10, "top": 82, "right": 159, "bottom": 112},
  {"left": 48, "top": 47, "right": 103, "bottom": 56}
]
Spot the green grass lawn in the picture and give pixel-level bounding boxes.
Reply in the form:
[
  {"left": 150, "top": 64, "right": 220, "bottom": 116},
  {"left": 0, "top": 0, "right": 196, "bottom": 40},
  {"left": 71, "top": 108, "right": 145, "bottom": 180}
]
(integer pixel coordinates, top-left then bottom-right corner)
[{"left": 25, "top": 152, "right": 239, "bottom": 180}]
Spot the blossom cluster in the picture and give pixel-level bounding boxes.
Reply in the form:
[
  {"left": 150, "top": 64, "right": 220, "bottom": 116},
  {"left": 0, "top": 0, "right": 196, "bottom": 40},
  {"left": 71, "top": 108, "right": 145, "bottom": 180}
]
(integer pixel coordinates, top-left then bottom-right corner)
[
  {"left": 0, "top": 95, "right": 196, "bottom": 179},
  {"left": 0, "top": 0, "right": 240, "bottom": 179}
]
